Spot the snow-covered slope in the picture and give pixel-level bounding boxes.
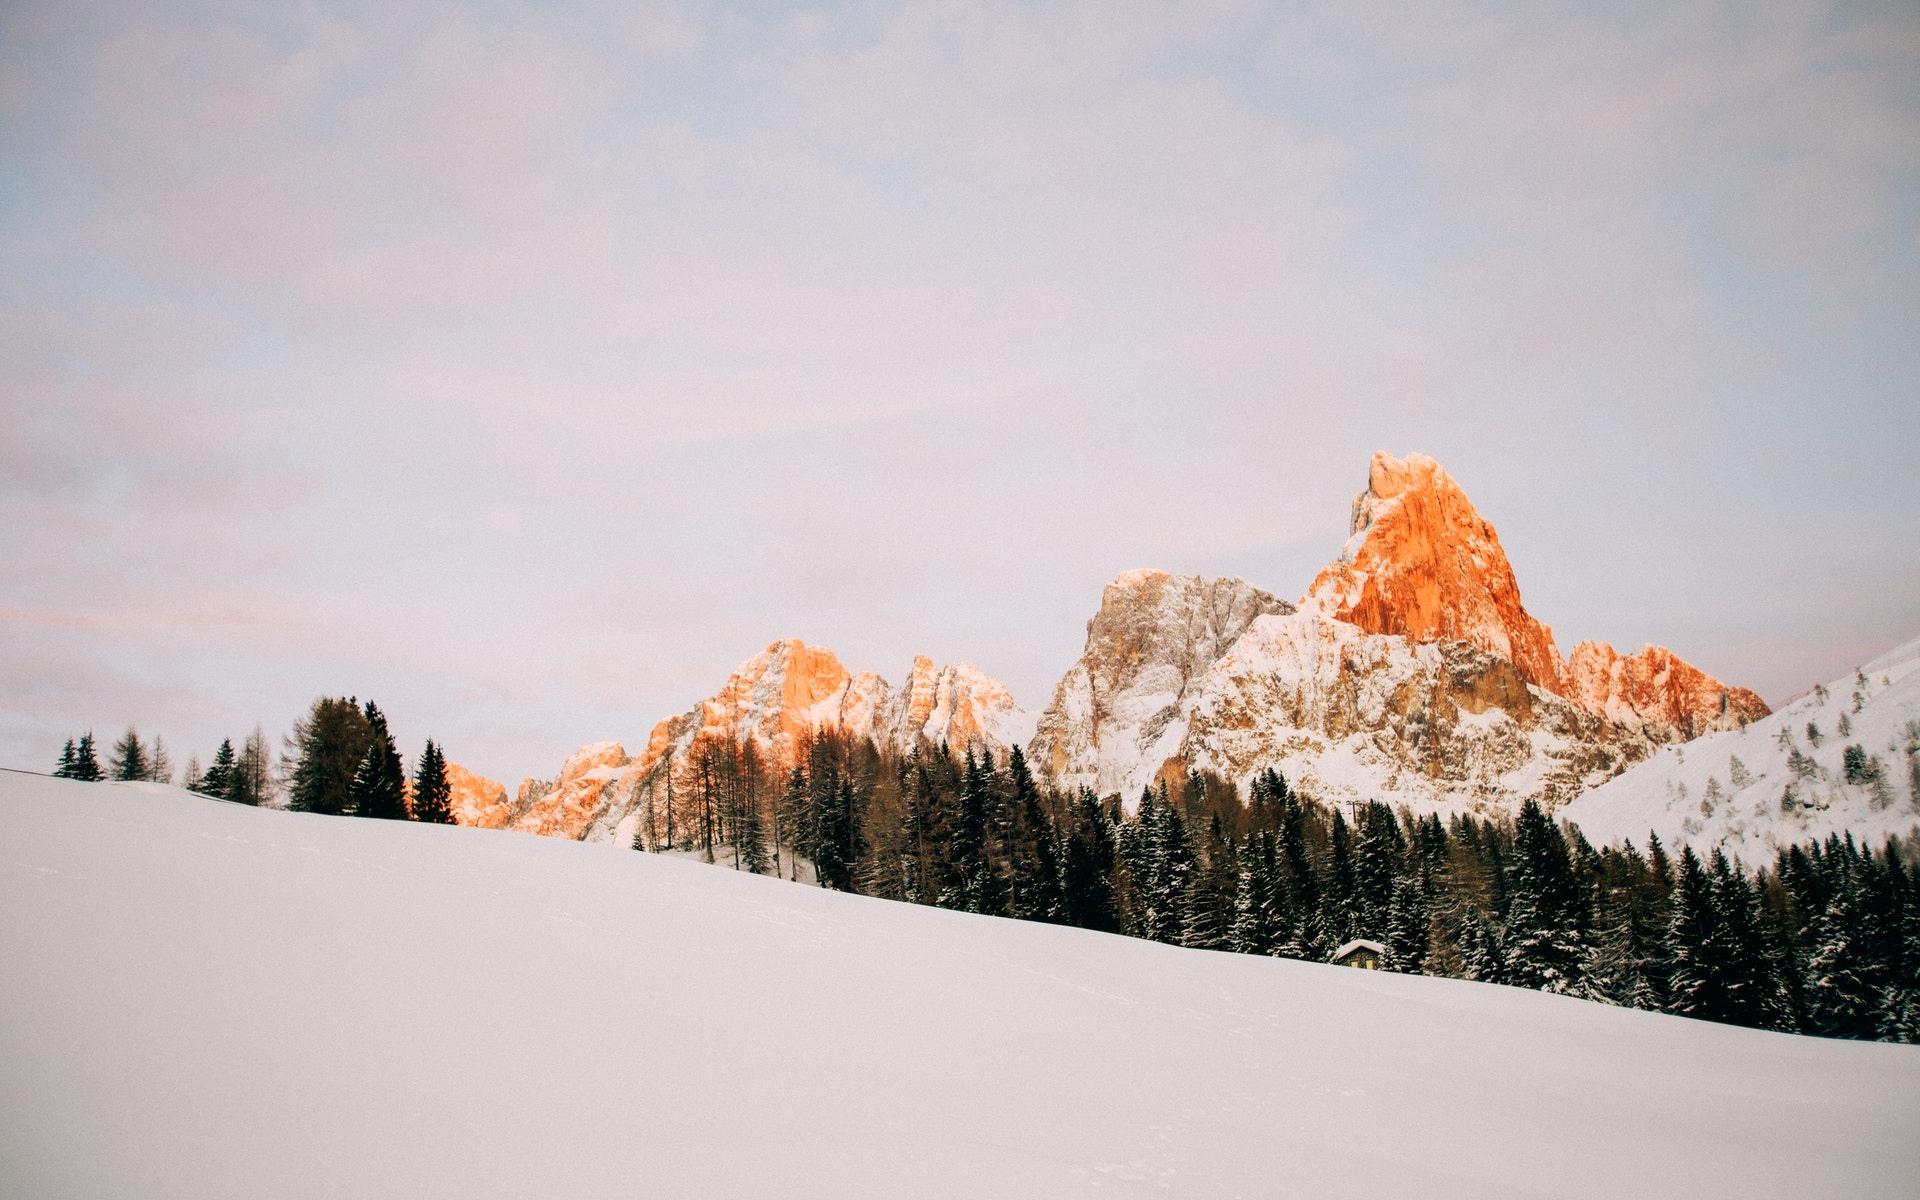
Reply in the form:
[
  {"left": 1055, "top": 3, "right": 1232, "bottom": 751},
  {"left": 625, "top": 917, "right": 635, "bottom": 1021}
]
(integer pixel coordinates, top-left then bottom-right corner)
[
  {"left": 1564, "top": 636, "right": 1920, "bottom": 865},
  {"left": 5, "top": 773, "right": 1917, "bottom": 1199}
]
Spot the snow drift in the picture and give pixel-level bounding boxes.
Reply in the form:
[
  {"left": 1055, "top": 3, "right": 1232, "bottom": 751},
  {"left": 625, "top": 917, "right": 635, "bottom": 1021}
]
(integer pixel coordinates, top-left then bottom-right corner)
[{"left": 3, "top": 772, "right": 1917, "bottom": 1198}]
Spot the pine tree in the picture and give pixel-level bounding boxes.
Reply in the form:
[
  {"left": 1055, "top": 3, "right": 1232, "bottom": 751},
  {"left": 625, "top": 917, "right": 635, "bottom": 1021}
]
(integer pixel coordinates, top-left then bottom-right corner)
[
  {"left": 234, "top": 727, "right": 274, "bottom": 806},
  {"left": 777, "top": 765, "right": 809, "bottom": 880},
  {"left": 1457, "top": 908, "right": 1506, "bottom": 984},
  {"left": 1229, "top": 832, "right": 1282, "bottom": 956},
  {"left": 1182, "top": 817, "right": 1237, "bottom": 950},
  {"left": 941, "top": 752, "right": 1004, "bottom": 914},
  {"left": 109, "top": 727, "right": 148, "bottom": 782},
  {"left": 1353, "top": 802, "right": 1404, "bottom": 936},
  {"left": 1878, "top": 862, "right": 1920, "bottom": 1042},
  {"left": 1503, "top": 799, "right": 1586, "bottom": 994},
  {"left": 813, "top": 774, "right": 862, "bottom": 893},
  {"left": 411, "top": 739, "right": 454, "bottom": 824},
  {"left": 288, "top": 697, "right": 374, "bottom": 815},
  {"left": 53, "top": 739, "right": 77, "bottom": 778},
  {"left": 1321, "top": 811, "right": 1358, "bottom": 946},
  {"left": 1422, "top": 911, "right": 1468, "bottom": 979},
  {"left": 1707, "top": 850, "right": 1792, "bottom": 1030},
  {"left": 1578, "top": 901, "right": 1656, "bottom": 1009},
  {"left": 1060, "top": 789, "right": 1120, "bottom": 933},
  {"left": 1637, "top": 833, "right": 1676, "bottom": 1006},
  {"left": 898, "top": 756, "right": 939, "bottom": 903},
  {"left": 735, "top": 773, "right": 770, "bottom": 875},
  {"left": 1385, "top": 876, "right": 1431, "bottom": 972},
  {"left": 1665, "top": 846, "right": 1721, "bottom": 1020},
  {"left": 1276, "top": 790, "right": 1319, "bottom": 958},
  {"left": 1004, "top": 747, "right": 1061, "bottom": 922},
  {"left": 347, "top": 702, "right": 407, "bottom": 820},
  {"left": 71, "top": 733, "right": 102, "bottom": 781},
  {"left": 200, "top": 739, "right": 239, "bottom": 799},
  {"left": 346, "top": 749, "right": 380, "bottom": 820},
  {"left": 1843, "top": 744, "right": 1872, "bottom": 785},
  {"left": 1805, "top": 879, "right": 1877, "bottom": 1038},
  {"left": 1138, "top": 790, "right": 1194, "bottom": 945}
]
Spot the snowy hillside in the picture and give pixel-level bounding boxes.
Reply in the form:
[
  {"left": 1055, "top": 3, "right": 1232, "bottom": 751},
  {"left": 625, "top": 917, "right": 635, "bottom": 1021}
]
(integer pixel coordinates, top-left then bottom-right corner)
[
  {"left": 5, "top": 774, "right": 1918, "bottom": 1198},
  {"left": 1564, "top": 636, "right": 1920, "bottom": 865}
]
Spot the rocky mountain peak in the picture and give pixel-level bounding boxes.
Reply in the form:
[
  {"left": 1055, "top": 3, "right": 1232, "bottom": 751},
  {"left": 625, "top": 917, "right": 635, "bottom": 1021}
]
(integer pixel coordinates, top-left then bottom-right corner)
[
  {"left": 1305, "top": 450, "right": 1567, "bottom": 693},
  {"left": 1303, "top": 450, "right": 1767, "bottom": 742},
  {"left": 1028, "top": 569, "right": 1294, "bottom": 797}
]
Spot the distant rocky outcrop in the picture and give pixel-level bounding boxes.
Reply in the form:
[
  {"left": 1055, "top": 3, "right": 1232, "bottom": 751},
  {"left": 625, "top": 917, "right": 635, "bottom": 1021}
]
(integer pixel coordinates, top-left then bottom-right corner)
[
  {"left": 1563, "top": 635, "right": 1920, "bottom": 863},
  {"left": 511, "top": 641, "right": 1031, "bottom": 843},
  {"left": 444, "top": 761, "right": 512, "bottom": 829},
  {"left": 1563, "top": 640, "right": 1771, "bottom": 740},
  {"left": 501, "top": 449, "right": 1774, "bottom": 835}
]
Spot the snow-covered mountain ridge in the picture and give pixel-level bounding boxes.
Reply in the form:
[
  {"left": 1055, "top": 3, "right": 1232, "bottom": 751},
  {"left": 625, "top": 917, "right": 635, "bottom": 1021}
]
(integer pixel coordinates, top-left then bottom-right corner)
[
  {"left": 1564, "top": 636, "right": 1920, "bottom": 864},
  {"left": 511, "top": 641, "right": 1033, "bottom": 842},
  {"left": 5, "top": 772, "right": 1916, "bottom": 1198},
  {"left": 1028, "top": 451, "right": 1768, "bottom": 811},
  {"left": 495, "top": 450, "right": 1802, "bottom": 841}
]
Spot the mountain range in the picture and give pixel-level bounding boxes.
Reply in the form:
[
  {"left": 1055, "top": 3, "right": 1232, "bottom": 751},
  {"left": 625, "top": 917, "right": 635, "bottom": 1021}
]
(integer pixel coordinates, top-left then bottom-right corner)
[{"left": 445, "top": 451, "right": 1912, "bottom": 856}]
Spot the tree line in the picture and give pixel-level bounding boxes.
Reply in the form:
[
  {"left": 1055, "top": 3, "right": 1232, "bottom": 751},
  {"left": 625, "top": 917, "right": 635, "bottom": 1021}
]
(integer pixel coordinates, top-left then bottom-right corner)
[
  {"left": 628, "top": 729, "right": 1920, "bottom": 1044},
  {"left": 50, "top": 696, "right": 457, "bottom": 823}
]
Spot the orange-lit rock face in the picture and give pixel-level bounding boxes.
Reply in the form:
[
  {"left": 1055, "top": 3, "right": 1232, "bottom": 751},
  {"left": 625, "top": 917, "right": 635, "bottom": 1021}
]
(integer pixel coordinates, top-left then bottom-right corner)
[
  {"left": 1564, "top": 641, "right": 1771, "bottom": 741},
  {"left": 1301, "top": 451, "right": 1768, "bottom": 741},
  {"left": 1303, "top": 452, "right": 1567, "bottom": 693},
  {"left": 625, "top": 640, "right": 861, "bottom": 791},
  {"left": 519, "top": 640, "right": 1031, "bottom": 844},
  {"left": 510, "top": 741, "right": 630, "bottom": 840},
  {"left": 444, "top": 761, "right": 512, "bottom": 829}
]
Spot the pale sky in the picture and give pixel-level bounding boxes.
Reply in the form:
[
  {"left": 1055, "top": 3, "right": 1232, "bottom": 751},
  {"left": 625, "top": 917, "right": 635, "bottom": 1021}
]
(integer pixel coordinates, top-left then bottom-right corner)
[{"left": 4, "top": 1, "right": 1917, "bottom": 786}]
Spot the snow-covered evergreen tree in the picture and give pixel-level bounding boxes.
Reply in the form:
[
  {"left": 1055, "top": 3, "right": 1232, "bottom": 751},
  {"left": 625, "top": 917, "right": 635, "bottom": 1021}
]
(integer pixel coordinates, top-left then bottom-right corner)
[{"left": 109, "top": 727, "right": 148, "bottom": 782}]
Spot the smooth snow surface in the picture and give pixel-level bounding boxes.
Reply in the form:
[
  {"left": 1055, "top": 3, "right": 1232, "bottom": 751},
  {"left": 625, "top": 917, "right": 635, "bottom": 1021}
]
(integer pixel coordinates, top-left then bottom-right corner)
[{"left": 4, "top": 774, "right": 1918, "bottom": 1199}]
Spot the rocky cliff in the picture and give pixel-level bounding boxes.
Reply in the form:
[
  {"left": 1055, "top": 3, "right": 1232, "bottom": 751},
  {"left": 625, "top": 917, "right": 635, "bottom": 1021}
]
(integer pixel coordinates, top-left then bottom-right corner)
[
  {"left": 1302, "top": 451, "right": 1568, "bottom": 692},
  {"left": 1563, "top": 640, "right": 1771, "bottom": 740},
  {"left": 510, "top": 641, "right": 1032, "bottom": 843},
  {"left": 496, "top": 449, "right": 1772, "bottom": 833},
  {"left": 1173, "top": 612, "right": 1646, "bottom": 816},
  {"left": 1302, "top": 451, "right": 1765, "bottom": 741},
  {"left": 444, "top": 761, "right": 513, "bottom": 829},
  {"left": 1027, "top": 569, "right": 1293, "bottom": 798}
]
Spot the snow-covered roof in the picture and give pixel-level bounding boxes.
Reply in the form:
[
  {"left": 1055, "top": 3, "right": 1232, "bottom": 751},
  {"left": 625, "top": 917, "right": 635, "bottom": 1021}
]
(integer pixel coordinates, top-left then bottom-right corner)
[{"left": 1332, "top": 939, "right": 1386, "bottom": 960}]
